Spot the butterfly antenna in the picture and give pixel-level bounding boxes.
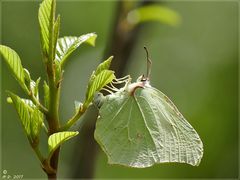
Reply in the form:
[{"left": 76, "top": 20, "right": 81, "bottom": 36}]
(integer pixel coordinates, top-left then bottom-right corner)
[{"left": 144, "top": 46, "right": 152, "bottom": 80}]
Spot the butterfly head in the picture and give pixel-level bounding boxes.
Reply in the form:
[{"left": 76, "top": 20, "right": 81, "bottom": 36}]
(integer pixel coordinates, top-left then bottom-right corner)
[{"left": 136, "top": 75, "right": 151, "bottom": 87}]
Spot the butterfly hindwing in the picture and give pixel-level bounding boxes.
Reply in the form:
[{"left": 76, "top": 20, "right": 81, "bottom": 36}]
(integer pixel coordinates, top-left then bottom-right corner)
[{"left": 135, "top": 87, "right": 203, "bottom": 166}]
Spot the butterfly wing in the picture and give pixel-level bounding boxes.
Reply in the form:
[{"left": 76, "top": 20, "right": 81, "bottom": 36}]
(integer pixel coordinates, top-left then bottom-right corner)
[
  {"left": 94, "top": 87, "right": 203, "bottom": 168},
  {"left": 95, "top": 91, "right": 156, "bottom": 167},
  {"left": 134, "top": 87, "right": 203, "bottom": 166}
]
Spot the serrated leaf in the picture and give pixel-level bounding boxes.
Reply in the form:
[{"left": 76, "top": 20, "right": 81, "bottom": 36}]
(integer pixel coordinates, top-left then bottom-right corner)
[
  {"left": 0, "top": 45, "right": 27, "bottom": 91},
  {"left": 43, "top": 81, "right": 50, "bottom": 109},
  {"left": 127, "top": 5, "right": 181, "bottom": 27},
  {"left": 95, "top": 81, "right": 203, "bottom": 168},
  {"left": 48, "top": 131, "right": 78, "bottom": 158},
  {"left": 85, "top": 70, "right": 115, "bottom": 106},
  {"left": 30, "top": 109, "right": 44, "bottom": 140},
  {"left": 7, "top": 92, "right": 43, "bottom": 143},
  {"left": 38, "top": 0, "right": 55, "bottom": 57},
  {"left": 55, "top": 33, "right": 97, "bottom": 66}
]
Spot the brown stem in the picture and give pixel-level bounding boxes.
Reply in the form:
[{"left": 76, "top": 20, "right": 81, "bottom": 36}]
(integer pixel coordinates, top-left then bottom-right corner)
[
  {"left": 47, "top": 173, "right": 57, "bottom": 180},
  {"left": 48, "top": 173, "right": 57, "bottom": 180},
  {"left": 70, "top": 1, "right": 152, "bottom": 179},
  {"left": 47, "top": 148, "right": 60, "bottom": 180},
  {"left": 70, "top": 106, "right": 99, "bottom": 178}
]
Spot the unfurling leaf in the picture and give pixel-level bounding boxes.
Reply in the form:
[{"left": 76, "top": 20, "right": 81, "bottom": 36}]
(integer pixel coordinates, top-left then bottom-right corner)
[
  {"left": 38, "top": 0, "right": 56, "bottom": 55},
  {"left": 95, "top": 56, "right": 113, "bottom": 75},
  {"left": 38, "top": 0, "right": 60, "bottom": 63},
  {"left": 23, "top": 68, "right": 31, "bottom": 88},
  {"left": 48, "top": 131, "right": 78, "bottom": 159},
  {"left": 54, "top": 59, "right": 62, "bottom": 82},
  {"left": 55, "top": 33, "right": 97, "bottom": 67},
  {"left": 7, "top": 92, "right": 43, "bottom": 144},
  {"left": 43, "top": 81, "right": 50, "bottom": 109},
  {"left": 127, "top": 5, "right": 181, "bottom": 27},
  {"left": 53, "top": 14, "right": 61, "bottom": 59},
  {"left": 0, "top": 45, "right": 28, "bottom": 91},
  {"left": 94, "top": 79, "right": 203, "bottom": 168},
  {"left": 30, "top": 77, "right": 41, "bottom": 100}
]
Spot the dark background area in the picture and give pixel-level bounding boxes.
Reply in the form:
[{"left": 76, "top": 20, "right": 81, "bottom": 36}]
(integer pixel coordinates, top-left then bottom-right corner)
[{"left": 1, "top": 1, "right": 238, "bottom": 179}]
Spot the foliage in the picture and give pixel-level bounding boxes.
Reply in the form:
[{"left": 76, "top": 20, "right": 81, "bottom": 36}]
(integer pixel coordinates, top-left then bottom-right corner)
[
  {"left": 0, "top": 0, "right": 108, "bottom": 178},
  {"left": 127, "top": 5, "right": 181, "bottom": 27},
  {"left": 48, "top": 131, "right": 79, "bottom": 159}
]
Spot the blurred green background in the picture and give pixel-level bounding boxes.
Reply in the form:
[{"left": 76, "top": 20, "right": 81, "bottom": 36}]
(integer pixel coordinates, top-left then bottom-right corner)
[{"left": 1, "top": 0, "right": 238, "bottom": 179}]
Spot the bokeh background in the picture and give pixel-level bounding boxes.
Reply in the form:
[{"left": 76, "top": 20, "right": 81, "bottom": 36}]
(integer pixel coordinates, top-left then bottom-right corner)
[{"left": 1, "top": 0, "right": 238, "bottom": 179}]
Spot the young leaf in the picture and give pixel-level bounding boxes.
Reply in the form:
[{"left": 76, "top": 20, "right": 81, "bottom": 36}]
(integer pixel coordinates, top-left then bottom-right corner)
[
  {"left": 127, "top": 5, "right": 181, "bottom": 27},
  {"left": 43, "top": 81, "right": 50, "bottom": 109},
  {"left": 0, "top": 45, "right": 27, "bottom": 91},
  {"left": 23, "top": 68, "right": 31, "bottom": 89},
  {"left": 7, "top": 92, "right": 43, "bottom": 143},
  {"left": 54, "top": 59, "right": 62, "bottom": 82},
  {"left": 55, "top": 33, "right": 97, "bottom": 67},
  {"left": 53, "top": 15, "right": 61, "bottom": 60},
  {"left": 95, "top": 56, "right": 113, "bottom": 75},
  {"left": 74, "top": 101, "right": 82, "bottom": 113},
  {"left": 30, "top": 77, "right": 41, "bottom": 99},
  {"left": 48, "top": 131, "right": 79, "bottom": 158},
  {"left": 38, "top": 0, "right": 56, "bottom": 57},
  {"left": 95, "top": 80, "right": 203, "bottom": 168}
]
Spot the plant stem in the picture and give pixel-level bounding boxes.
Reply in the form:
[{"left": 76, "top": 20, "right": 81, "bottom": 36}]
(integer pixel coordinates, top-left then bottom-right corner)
[
  {"left": 47, "top": 148, "right": 60, "bottom": 180},
  {"left": 30, "top": 92, "right": 48, "bottom": 114},
  {"left": 23, "top": 88, "right": 48, "bottom": 114},
  {"left": 47, "top": 79, "right": 60, "bottom": 133},
  {"left": 59, "top": 105, "right": 87, "bottom": 131},
  {"left": 33, "top": 146, "right": 45, "bottom": 163},
  {"left": 48, "top": 173, "right": 57, "bottom": 180},
  {"left": 45, "top": 62, "right": 61, "bottom": 178}
]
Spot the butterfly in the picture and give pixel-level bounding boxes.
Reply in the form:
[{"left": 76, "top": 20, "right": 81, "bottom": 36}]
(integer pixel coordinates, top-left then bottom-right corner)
[{"left": 94, "top": 47, "right": 203, "bottom": 168}]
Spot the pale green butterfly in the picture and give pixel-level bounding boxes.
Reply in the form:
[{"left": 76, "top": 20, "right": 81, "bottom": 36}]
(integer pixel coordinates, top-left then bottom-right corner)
[{"left": 94, "top": 47, "right": 203, "bottom": 168}]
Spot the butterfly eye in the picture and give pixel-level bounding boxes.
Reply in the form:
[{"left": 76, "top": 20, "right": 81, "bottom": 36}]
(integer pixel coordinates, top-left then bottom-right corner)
[{"left": 93, "top": 93, "right": 105, "bottom": 109}]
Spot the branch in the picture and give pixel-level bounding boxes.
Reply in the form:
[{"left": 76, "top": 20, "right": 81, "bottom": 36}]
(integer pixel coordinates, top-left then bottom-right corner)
[
  {"left": 59, "top": 105, "right": 86, "bottom": 131},
  {"left": 29, "top": 91, "right": 49, "bottom": 114},
  {"left": 70, "top": 1, "right": 155, "bottom": 178}
]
